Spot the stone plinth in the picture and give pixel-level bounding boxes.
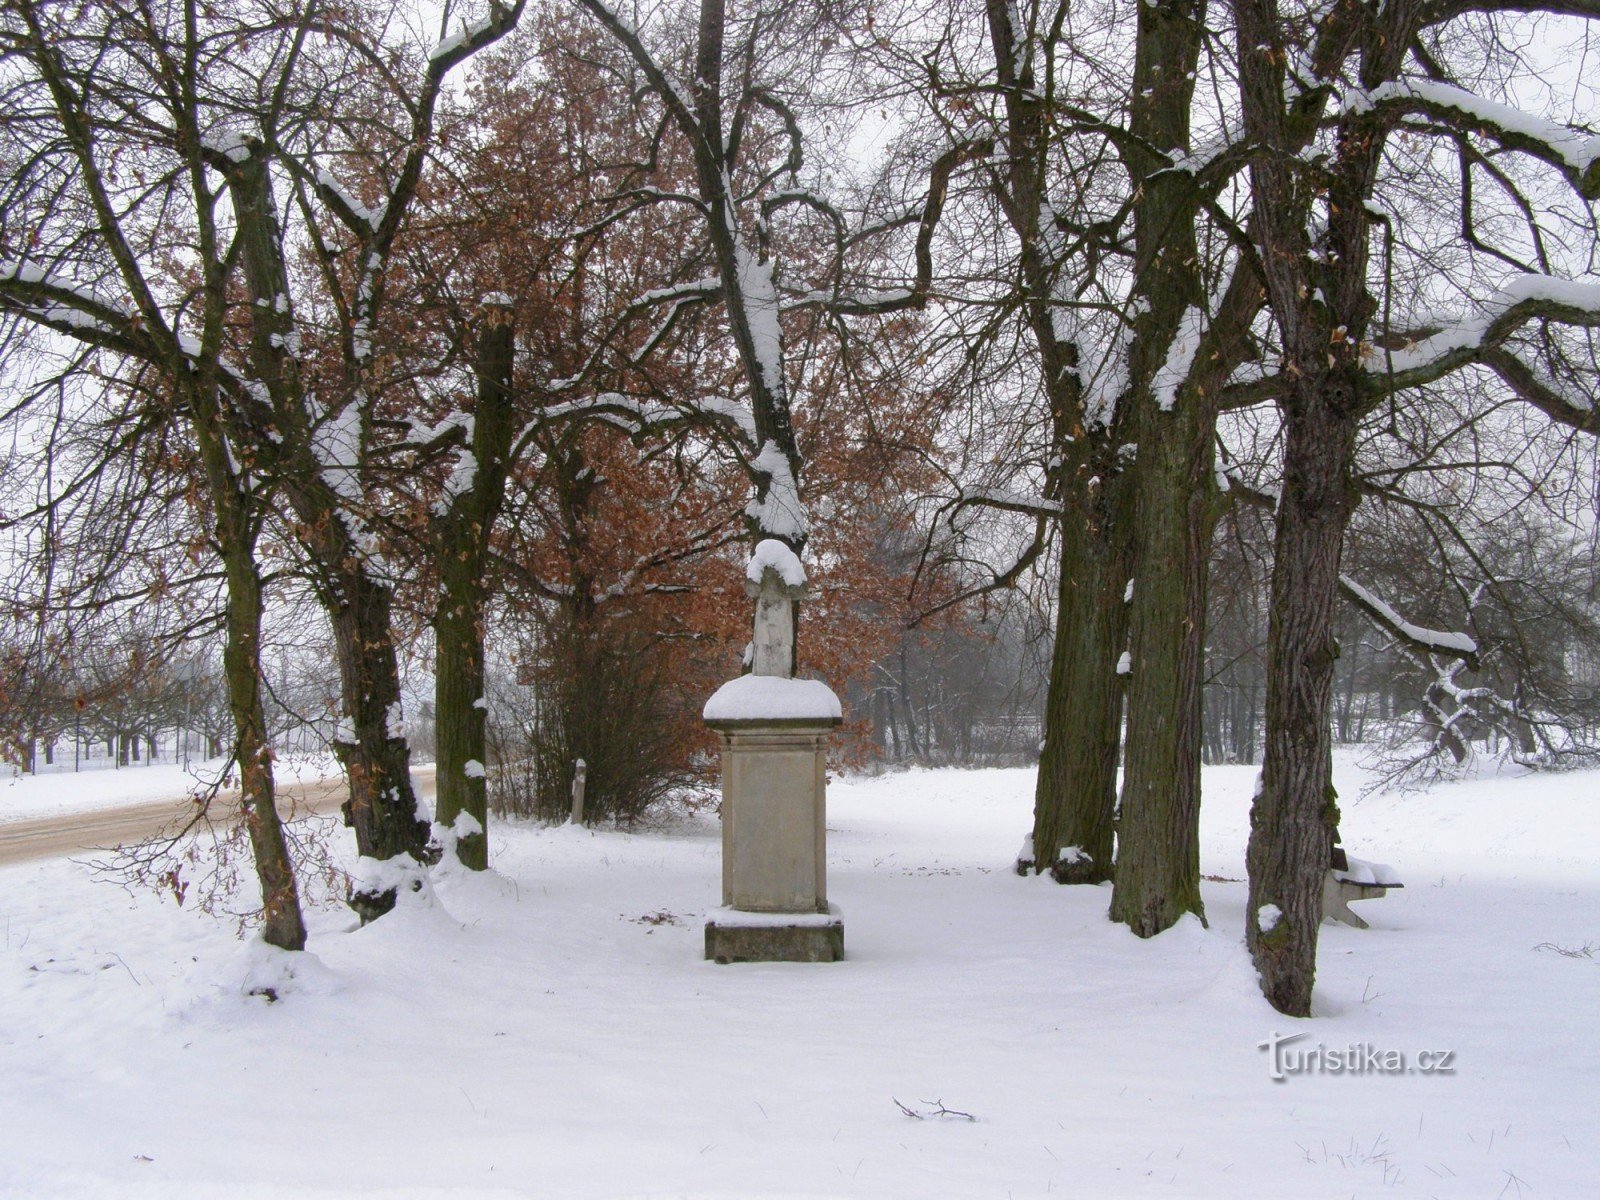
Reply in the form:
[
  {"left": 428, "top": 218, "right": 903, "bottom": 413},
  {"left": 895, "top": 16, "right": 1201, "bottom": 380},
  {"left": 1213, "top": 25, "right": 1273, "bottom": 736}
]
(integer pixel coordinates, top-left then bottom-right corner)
[
  {"left": 703, "top": 675, "right": 843, "bottom": 963},
  {"left": 705, "top": 904, "right": 844, "bottom": 964}
]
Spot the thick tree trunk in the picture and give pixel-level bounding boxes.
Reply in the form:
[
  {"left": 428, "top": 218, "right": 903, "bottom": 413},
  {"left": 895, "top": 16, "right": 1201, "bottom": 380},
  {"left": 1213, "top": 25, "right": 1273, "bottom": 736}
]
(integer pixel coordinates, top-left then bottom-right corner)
[
  {"left": 1247, "top": 389, "right": 1358, "bottom": 1015},
  {"left": 1031, "top": 464, "right": 1130, "bottom": 883},
  {"left": 1106, "top": 0, "right": 1218, "bottom": 935},
  {"left": 1113, "top": 402, "right": 1216, "bottom": 932},
  {"left": 433, "top": 298, "right": 516, "bottom": 869},
  {"left": 1232, "top": 0, "right": 1418, "bottom": 1015},
  {"left": 329, "top": 571, "right": 431, "bottom": 921},
  {"left": 978, "top": 1, "right": 1135, "bottom": 884}
]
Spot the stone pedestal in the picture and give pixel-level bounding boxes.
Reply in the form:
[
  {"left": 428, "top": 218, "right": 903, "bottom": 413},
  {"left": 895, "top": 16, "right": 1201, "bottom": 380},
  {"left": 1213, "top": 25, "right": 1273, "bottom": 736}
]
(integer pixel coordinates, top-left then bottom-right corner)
[
  {"left": 705, "top": 903, "right": 844, "bottom": 964},
  {"left": 702, "top": 683, "right": 843, "bottom": 963}
]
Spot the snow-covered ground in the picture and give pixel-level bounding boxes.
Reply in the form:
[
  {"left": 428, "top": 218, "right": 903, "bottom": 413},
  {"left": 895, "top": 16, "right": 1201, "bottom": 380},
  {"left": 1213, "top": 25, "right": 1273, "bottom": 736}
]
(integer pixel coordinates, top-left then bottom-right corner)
[
  {"left": 0, "top": 754, "right": 343, "bottom": 824},
  {"left": 1, "top": 754, "right": 1595, "bottom": 1198}
]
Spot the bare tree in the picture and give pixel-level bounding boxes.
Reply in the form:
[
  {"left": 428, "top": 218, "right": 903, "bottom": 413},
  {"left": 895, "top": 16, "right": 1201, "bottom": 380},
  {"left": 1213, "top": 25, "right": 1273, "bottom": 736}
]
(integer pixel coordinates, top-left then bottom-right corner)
[
  {"left": 0, "top": 0, "right": 524, "bottom": 924},
  {"left": 1232, "top": 0, "right": 1600, "bottom": 1013}
]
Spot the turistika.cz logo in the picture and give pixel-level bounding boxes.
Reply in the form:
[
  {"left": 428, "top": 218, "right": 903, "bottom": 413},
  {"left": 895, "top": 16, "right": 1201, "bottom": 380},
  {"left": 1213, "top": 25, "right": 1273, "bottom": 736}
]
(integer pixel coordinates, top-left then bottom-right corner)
[{"left": 1259, "top": 1031, "right": 1457, "bottom": 1081}]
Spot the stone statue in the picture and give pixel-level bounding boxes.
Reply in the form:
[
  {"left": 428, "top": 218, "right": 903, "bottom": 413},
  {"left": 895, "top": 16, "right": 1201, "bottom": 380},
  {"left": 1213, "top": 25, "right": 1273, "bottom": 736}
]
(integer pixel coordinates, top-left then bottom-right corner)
[{"left": 746, "top": 566, "right": 804, "bottom": 678}]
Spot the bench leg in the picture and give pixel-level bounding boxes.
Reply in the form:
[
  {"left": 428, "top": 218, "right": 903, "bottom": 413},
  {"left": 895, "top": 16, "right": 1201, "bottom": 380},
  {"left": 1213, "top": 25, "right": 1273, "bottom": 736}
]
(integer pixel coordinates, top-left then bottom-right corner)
[{"left": 1322, "top": 873, "right": 1370, "bottom": 929}]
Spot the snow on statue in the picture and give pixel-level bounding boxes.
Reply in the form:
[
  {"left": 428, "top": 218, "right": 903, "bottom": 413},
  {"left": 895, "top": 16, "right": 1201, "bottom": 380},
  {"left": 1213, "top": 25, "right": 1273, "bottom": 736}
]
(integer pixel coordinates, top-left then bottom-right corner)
[{"left": 744, "top": 538, "right": 806, "bottom": 679}]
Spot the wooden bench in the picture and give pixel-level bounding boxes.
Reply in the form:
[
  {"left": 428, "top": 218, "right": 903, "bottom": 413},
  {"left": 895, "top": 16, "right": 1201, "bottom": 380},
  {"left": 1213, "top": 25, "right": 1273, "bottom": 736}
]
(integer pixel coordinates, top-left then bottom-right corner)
[{"left": 1323, "top": 848, "right": 1402, "bottom": 929}]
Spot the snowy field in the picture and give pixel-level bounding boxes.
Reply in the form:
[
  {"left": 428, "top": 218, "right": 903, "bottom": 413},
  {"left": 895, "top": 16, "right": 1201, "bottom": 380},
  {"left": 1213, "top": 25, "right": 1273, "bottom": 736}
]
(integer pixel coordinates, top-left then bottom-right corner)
[
  {"left": 1, "top": 754, "right": 343, "bottom": 824},
  {"left": 1, "top": 755, "right": 1596, "bottom": 1199}
]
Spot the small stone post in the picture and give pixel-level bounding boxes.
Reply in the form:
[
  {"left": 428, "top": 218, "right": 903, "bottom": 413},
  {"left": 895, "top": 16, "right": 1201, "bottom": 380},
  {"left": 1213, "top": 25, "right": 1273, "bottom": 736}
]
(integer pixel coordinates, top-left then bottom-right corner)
[
  {"left": 570, "top": 758, "right": 587, "bottom": 825},
  {"left": 702, "top": 541, "right": 843, "bottom": 963}
]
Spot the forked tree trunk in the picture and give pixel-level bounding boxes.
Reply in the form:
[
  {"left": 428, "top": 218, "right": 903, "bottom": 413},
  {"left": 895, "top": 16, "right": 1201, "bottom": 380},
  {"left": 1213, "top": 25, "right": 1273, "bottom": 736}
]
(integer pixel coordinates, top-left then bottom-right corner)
[{"left": 230, "top": 145, "right": 428, "bottom": 919}]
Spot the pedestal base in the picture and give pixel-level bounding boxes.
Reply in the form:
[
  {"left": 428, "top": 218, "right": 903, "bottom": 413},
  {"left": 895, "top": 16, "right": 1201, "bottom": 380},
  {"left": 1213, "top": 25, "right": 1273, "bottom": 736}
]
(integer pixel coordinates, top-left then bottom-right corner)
[{"left": 705, "top": 904, "right": 844, "bottom": 963}]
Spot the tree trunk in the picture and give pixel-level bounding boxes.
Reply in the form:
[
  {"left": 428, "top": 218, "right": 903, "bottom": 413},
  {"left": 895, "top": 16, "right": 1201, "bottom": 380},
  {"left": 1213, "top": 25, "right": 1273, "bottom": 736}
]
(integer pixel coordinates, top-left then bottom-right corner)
[
  {"left": 977, "top": 0, "right": 1136, "bottom": 884},
  {"left": 230, "top": 140, "right": 428, "bottom": 918},
  {"left": 1246, "top": 391, "right": 1358, "bottom": 1015},
  {"left": 221, "top": 536, "right": 308, "bottom": 952},
  {"left": 188, "top": 358, "right": 307, "bottom": 950},
  {"left": 1232, "top": 0, "right": 1419, "bottom": 1015},
  {"left": 1031, "top": 465, "right": 1130, "bottom": 884},
  {"left": 1113, "top": 402, "right": 1215, "bottom": 932},
  {"left": 433, "top": 298, "right": 516, "bottom": 869},
  {"left": 329, "top": 571, "right": 431, "bottom": 921},
  {"left": 1108, "top": 0, "right": 1229, "bottom": 935}
]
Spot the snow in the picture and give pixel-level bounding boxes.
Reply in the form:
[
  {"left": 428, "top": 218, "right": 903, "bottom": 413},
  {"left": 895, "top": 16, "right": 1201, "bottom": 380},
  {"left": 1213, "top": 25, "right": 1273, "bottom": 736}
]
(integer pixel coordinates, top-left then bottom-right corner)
[
  {"left": 463, "top": 759, "right": 486, "bottom": 779},
  {"left": 1335, "top": 855, "right": 1402, "bottom": 887},
  {"left": 2, "top": 755, "right": 1598, "bottom": 1198},
  {"left": 694, "top": 396, "right": 758, "bottom": 442},
  {"left": 733, "top": 244, "right": 784, "bottom": 396},
  {"left": 1370, "top": 273, "right": 1600, "bottom": 381},
  {"left": 1257, "top": 903, "right": 1283, "bottom": 932},
  {"left": 1, "top": 258, "right": 59, "bottom": 287},
  {"left": 702, "top": 675, "right": 842, "bottom": 723},
  {"left": 1340, "top": 574, "right": 1478, "bottom": 655},
  {"left": 706, "top": 903, "right": 843, "bottom": 928},
  {"left": 428, "top": 15, "right": 496, "bottom": 63},
  {"left": 1115, "top": 650, "right": 1132, "bottom": 675},
  {"left": 314, "top": 169, "right": 381, "bottom": 231},
  {"left": 435, "top": 445, "right": 479, "bottom": 515},
  {"left": 746, "top": 538, "right": 806, "bottom": 588},
  {"left": 309, "top": 399, "right": 363, "bottom": 506},
  {"left": 747, "top": 439, "right": 807, "bottom": 540},
  {"left": 959, "top": 485, "right": 1063, "bottom": 516},
  {"left": 1150, "top": 305, "right": 1205, "bottom": 411},
  {"left": 1355, "top": 79, "right": 1600, "bottom": 174}
]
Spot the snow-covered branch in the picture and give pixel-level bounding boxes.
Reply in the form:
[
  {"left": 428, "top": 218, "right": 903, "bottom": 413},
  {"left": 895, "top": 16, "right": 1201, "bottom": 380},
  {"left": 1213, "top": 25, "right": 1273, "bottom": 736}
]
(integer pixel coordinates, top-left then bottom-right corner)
[
  {"left": 1351, "top": 79, "right": 1600, "bottom": 199},
  {"left": 569, "top": 0, "right": 697, "bottom": 137},
  {"left": 1362, "top": 274, "right": 1600, "bottom": 398},
  {"left": 1338, "top": 573, "right": 1479, "bottom": 666}
]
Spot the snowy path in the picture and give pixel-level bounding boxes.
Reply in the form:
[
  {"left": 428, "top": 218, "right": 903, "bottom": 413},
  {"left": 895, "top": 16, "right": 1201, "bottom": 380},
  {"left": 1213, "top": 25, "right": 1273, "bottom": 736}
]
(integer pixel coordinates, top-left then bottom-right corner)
[
  {"left": 0, "top": 758, "right": 1595, "bottom": 1198},
  {"left": 1, "top": 755, "right": 347, "bottom": 825},
  {"left": 0, "top": 773, "right": 383, "bottom": 866}
]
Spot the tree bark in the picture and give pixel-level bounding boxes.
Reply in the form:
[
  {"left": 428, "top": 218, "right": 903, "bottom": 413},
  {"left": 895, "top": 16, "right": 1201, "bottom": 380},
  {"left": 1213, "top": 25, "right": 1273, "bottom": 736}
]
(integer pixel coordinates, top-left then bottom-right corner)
[
  {"left": 975, "top": 1, "right": 1137, "bottom": 883},
  {"left": 1234, "top": 0, "right": 1421, "bottom": 1015},
  {"left": 1031, "top": 461, "right": 1130, "bottom": 884},
  {"left": 1110, "top": 0, "right": 1210, "bottom": 934},
  {"left": 220, "top": 532, "right": 308, "bottom": 952},
  {"left": 1247, "top": 390, "right": 1358, "bottom": 1014},
  {"left": 326, "top": 570, "right": 432, "bottom": 921},
  {"left": 185, "top": 354, "right": 307, "bottom": 950},
  {"left": 433, "top": 298, "right": 517, "bottom": 868}
]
